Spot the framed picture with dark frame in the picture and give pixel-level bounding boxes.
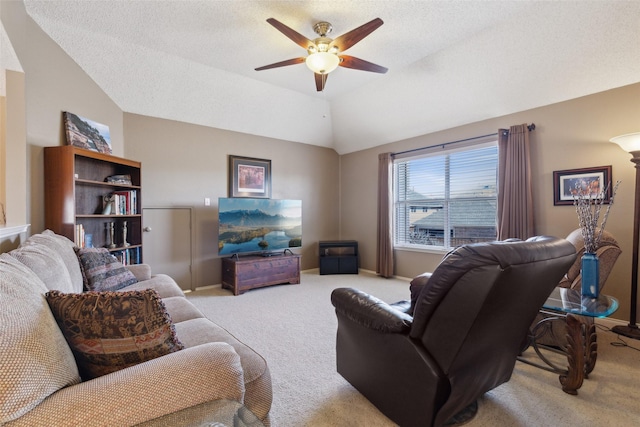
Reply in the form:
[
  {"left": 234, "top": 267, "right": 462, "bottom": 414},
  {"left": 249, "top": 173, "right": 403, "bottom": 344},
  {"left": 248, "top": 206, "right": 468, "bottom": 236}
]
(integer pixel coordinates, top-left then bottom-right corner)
[
  {"left": 553, "top": 165, "right": 612, "bottom": 206},
  {"left": 228, "top": 155, "right": 271, "bottom": 198}
]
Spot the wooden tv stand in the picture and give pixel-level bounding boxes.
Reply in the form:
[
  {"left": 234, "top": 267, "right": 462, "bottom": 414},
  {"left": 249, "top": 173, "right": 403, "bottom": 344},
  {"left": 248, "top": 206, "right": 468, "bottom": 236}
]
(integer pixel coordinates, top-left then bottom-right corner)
[{"left": 221, "top": 254, "right": 301, "bottom": 295}]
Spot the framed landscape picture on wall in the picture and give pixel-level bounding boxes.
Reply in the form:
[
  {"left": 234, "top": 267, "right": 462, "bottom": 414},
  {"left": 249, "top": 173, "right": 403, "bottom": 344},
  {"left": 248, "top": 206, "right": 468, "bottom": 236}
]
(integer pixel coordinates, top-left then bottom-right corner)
[
  {"left": 553, "top": 165, "right": 612, "bottom": 205},
  {"left": 63, "top": 111, "right": 112, "bottom": 154},
  {"left": 228, "top": 155, "right": 271, "bottom": 198}
]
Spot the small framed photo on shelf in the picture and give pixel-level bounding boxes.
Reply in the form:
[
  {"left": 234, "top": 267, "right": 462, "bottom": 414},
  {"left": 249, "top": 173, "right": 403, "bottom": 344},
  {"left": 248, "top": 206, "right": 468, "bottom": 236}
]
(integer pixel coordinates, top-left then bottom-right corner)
[
  {"left": 63, "top": 111, "right": 112, "bottom": 154},
  {"left": 553, "top": 165, "right": 612, "bottom": 206},
  {"left": 228, "top": 155, "right": 271, "bottom": 198}
]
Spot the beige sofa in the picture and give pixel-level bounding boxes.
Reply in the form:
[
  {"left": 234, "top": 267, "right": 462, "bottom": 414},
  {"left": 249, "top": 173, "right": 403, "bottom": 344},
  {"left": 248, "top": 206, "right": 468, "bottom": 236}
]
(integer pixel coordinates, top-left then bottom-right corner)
[{"left": 0, "top": 230, "right": 271, "bottom": 426}]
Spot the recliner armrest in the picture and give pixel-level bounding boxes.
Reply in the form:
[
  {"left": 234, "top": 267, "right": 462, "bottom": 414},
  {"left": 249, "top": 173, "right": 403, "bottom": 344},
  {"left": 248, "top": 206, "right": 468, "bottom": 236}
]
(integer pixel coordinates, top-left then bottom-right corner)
[{"left": 331, "top": 287, "right": 412, "bottom": 333}]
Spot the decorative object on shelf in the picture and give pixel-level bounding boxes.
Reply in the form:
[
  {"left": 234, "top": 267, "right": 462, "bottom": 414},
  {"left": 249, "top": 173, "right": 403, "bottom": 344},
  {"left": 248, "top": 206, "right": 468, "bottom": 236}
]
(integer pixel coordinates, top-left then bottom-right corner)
[
  {"left": 610, "top": 131, "right": 640, "bottom": 340},
  {"left": 228, "top": 155, "right": 271, "bottom": 198},
  {"left": 106, "top": 222, "right": 116, "bottom": 249},
  {"left": 553, "top": 165, "right": 613, "bottom": 206},
  {"left": 122, "top": 221, "right": 130, "bottom": 247},
  {"left": 106, "top": 174, "right": 132, "bottom": 185},
  {"left": 572, "top": 177, "right": 620, "bottom": 299},
  {"left": 63, "top": 111, "right": 112, "bottom": 154},
  {"left": 102, "top": 195, "right": 114, "bottom": 215}
]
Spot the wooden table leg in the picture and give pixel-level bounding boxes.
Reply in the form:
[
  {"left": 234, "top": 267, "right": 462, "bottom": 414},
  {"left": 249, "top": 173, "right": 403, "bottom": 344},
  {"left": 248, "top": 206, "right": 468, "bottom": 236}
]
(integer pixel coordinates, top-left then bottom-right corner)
[
  {"left": 584, "top": 319, "right": 598, "bottom": 377},
  {"left": 559, "top": 314, "right": 585, "bottom": 395}
]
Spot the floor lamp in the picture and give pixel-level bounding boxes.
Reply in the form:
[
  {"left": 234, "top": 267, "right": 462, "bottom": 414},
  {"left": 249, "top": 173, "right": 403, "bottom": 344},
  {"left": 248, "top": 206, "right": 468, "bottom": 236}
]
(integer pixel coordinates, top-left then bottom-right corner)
[{"left": 610, "top": 132, "right": 640, "bottom": 340}]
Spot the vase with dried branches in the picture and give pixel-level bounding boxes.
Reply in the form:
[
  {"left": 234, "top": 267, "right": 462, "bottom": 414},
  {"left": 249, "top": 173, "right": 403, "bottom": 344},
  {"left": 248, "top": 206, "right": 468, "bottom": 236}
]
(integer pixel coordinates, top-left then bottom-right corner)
[{"left": 573, "top": 180, "right": 620, "bottom": 298}]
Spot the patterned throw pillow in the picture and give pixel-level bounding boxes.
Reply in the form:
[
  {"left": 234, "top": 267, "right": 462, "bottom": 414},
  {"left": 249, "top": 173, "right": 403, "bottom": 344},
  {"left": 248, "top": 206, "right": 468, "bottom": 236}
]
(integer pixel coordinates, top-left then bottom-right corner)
[
  {"left": 46, "top": 289, "right": 184, "bottom": 380},
  {"left": 75, "top": 247, "right": 138, "bottom": 291}
]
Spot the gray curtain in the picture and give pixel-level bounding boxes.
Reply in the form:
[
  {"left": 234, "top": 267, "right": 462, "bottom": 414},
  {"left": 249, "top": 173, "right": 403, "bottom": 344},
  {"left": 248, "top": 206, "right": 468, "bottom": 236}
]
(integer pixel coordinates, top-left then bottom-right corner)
[
  {"left": 377, "top": 153, "right": 394, "bottom": 277},
  {"left": 497, "top": 124, "right": 534, "bottom": 240}
]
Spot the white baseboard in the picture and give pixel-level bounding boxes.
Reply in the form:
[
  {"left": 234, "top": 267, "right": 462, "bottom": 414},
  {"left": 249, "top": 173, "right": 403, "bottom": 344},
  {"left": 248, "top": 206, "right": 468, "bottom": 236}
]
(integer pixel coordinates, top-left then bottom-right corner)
[{"left": 185, "top": 284, "right": 221, "bottom": 293}]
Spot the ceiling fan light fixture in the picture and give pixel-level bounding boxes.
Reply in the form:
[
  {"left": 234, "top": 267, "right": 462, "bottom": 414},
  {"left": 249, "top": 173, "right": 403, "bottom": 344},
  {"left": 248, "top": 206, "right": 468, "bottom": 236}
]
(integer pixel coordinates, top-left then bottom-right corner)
[
  {"left": 305, "top": 52, "right": 340, "bottom": 74},
  {"left": 257, "top": 17, "right": 386, "bottom": 89}
]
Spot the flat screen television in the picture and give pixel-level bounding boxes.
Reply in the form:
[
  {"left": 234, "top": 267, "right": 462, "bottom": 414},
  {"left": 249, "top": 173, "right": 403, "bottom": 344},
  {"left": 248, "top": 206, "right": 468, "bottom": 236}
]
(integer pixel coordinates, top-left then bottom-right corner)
[{"left": 218, "top": 197, "right": 302, "bottom": 256}]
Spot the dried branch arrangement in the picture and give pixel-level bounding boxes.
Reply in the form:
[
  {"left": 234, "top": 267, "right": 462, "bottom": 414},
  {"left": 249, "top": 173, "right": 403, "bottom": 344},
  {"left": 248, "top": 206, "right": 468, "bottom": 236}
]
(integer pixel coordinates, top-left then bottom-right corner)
[{"left": 573, "top": 180, "right": 620, "bottom": 253}]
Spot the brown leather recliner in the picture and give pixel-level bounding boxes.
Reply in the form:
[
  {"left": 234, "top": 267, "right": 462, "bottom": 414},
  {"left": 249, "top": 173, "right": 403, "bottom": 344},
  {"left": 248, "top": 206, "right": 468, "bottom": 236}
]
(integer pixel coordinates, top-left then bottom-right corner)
[{"left": 330, "top": 236, "right": 576, "bottom": 427}]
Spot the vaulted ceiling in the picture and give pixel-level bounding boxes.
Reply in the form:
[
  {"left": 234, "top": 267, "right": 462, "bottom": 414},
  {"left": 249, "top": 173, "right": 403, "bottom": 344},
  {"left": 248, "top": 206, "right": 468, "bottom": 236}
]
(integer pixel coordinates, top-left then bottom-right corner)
[{"left": 23, "top": 0, "right": 640, "bottom": 154}]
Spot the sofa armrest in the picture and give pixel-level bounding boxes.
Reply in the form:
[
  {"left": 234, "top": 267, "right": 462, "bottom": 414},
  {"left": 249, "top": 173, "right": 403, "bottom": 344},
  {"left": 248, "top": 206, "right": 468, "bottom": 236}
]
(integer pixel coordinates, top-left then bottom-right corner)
[
  {"left": 127, "top": 263, "right": 152, "bottom": 281},
  {"left": 331, "top": 287, "right": 412, "bottom": 333},
  {"left": 7, "top": 343, "right": 244, "bottom": 427}
]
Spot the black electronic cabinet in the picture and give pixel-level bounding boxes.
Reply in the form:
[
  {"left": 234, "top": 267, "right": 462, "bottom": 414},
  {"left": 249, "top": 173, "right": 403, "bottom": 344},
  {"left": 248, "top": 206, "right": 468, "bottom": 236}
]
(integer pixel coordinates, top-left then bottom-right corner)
[{"left": 319, "top": 240, "right": 359, "bottom": 275}]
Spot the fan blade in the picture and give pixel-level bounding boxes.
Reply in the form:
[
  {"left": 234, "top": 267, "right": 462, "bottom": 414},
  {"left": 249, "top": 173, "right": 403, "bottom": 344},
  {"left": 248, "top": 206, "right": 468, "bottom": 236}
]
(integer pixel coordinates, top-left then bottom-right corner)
[
  {"left": 330, "top": 18, "right": 383, "bottom": 52},
  {"left": 266, "top": 18, "right": 314, "bottom": 50},
  {"left": 255, "top": 57, "right": 306, "bottom": 71},
  {"left": 315, "top": 73, "right": 328, "bottom": 92},
  {"left": 339, "top": 55, "right": 388, "bottom": 73}
]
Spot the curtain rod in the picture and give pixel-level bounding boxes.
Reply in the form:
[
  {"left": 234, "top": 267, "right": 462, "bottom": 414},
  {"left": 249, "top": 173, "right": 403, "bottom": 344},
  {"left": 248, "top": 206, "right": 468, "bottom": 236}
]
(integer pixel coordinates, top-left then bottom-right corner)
[{"left": 392, "top": 123, "right": 535, "bottom": 157}]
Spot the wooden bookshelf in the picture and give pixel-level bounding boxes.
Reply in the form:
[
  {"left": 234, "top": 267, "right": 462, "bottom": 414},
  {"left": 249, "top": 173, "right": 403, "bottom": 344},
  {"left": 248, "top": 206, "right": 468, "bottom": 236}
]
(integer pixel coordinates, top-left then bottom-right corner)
[{"left": 44, "top": 146, "right": 142, "bottom": 264}]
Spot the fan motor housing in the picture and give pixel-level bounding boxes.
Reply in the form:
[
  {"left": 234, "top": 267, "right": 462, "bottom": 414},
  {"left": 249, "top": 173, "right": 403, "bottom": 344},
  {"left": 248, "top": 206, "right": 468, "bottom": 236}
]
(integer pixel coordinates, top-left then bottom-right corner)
[{"left": 313, "top": 21, "right": 333, "bottom": 37}]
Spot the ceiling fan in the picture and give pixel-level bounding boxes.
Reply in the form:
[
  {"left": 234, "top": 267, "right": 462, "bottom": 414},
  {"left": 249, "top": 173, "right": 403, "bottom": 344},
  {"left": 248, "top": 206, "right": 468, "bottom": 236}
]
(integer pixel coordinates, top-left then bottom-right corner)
[{"left": 255, "top": 17, "right": 388, "bottom": 92}]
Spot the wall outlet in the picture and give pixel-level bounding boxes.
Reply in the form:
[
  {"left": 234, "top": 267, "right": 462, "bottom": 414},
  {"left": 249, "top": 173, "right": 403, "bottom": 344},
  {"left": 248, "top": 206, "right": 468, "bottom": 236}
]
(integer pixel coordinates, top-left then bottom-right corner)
[{"left": 204, "top": 198, "right": 210, "bottom": 206}]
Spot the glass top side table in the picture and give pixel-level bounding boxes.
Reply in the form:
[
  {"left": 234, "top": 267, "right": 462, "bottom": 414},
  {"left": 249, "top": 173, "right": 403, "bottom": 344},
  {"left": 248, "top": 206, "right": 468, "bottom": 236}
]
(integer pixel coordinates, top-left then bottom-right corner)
[
  {"left": 543, "top": 287, "right": 618, "bottom": 317},
  {"left": 518, "top": 287, "right": 618, "bottom": 395}
]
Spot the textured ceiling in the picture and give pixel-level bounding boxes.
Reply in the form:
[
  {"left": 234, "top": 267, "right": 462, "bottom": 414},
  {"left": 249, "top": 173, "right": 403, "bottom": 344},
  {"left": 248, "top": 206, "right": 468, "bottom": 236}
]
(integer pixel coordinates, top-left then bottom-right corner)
[{"left": 23, "top": 0, "right": 640, "bottom": 154}]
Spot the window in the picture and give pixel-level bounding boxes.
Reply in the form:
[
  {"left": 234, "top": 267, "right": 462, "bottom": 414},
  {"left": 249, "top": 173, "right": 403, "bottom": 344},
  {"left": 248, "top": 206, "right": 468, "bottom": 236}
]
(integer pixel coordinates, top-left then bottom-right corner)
[{"left": 393, "top": 142, "right": 498, "bottom": 250}]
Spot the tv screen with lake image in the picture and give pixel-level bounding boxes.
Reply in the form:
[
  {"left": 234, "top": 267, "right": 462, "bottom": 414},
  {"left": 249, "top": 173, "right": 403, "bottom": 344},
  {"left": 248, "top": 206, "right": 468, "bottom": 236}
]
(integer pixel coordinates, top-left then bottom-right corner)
[{"left": 218, "top": 198, "right": 302, "bottom": 256}]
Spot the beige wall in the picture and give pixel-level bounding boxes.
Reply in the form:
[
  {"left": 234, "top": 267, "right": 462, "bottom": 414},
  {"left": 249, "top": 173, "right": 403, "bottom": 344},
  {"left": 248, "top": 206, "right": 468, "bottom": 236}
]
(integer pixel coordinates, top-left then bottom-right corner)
[
  {"left": 0, "top": 69, "right": 29, "bottom": 253},
  {"left": 4, "top": 71, "right": 27, "bottom": 227},
  {"left": 1, "top": 0, "right": 124, "bottom": 234},
  {"left": 1, "top": 88, "right": 6, "bottom": 224},
  {"left": 124, "top": 113, "right": 340, "bottom": 286},
  {"left": 3, "top": 0, "right": 639, "bottom": 320},
  {"left": 340, "top": 82, "right": 640, "bottom": 321},
  {"left": 2, "top": 1, "right": 340, "bottom": 286}
]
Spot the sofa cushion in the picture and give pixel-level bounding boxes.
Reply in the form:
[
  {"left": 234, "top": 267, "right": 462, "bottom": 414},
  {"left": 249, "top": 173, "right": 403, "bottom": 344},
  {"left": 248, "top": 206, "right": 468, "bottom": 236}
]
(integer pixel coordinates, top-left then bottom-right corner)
[
  {"left": 75, "top": 247, "right": 138, "bottom": 291},
  {"left": 22, "top": 230, "right": 84, "bottom": 292},
  {"left": 0, "top": 254, "right": 80, "bottom": 424},
  {"left": 162, "top": 296, "right": 206, "bottom": 323},
  {"left": 9, "top": 242, "right": 75, "bottom": 293},
  {"left": 122, "top": 274, "right": 185, "bottom": 298},
  {"left": 46, "top": 289, "right": 184, "bottom": 380},
  {"left": 174, "top": 318, "right": 272, "bottom": 422}
]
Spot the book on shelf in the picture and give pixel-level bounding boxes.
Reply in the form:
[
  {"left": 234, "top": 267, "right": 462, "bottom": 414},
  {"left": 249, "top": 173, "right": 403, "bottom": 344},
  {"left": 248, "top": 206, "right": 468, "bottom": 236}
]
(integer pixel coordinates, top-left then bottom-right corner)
[
  {"left": 75, "top": 224, "right": 85, "bottom": 247},
  {"left": 110, "top": 190, "right": 138, "bottom": 215},
  {"left": 112, "top": 247, "right": 141, "bottom": 265},
  {"left": 75, "top": 224, "right": 94, "bottom": 248}
]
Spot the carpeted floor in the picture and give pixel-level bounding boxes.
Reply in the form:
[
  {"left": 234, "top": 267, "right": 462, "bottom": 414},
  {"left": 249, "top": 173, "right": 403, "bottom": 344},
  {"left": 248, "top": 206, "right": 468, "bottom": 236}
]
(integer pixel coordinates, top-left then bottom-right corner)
[{"left": 186, "top": 270, "right": 640, "bottom": 427}]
